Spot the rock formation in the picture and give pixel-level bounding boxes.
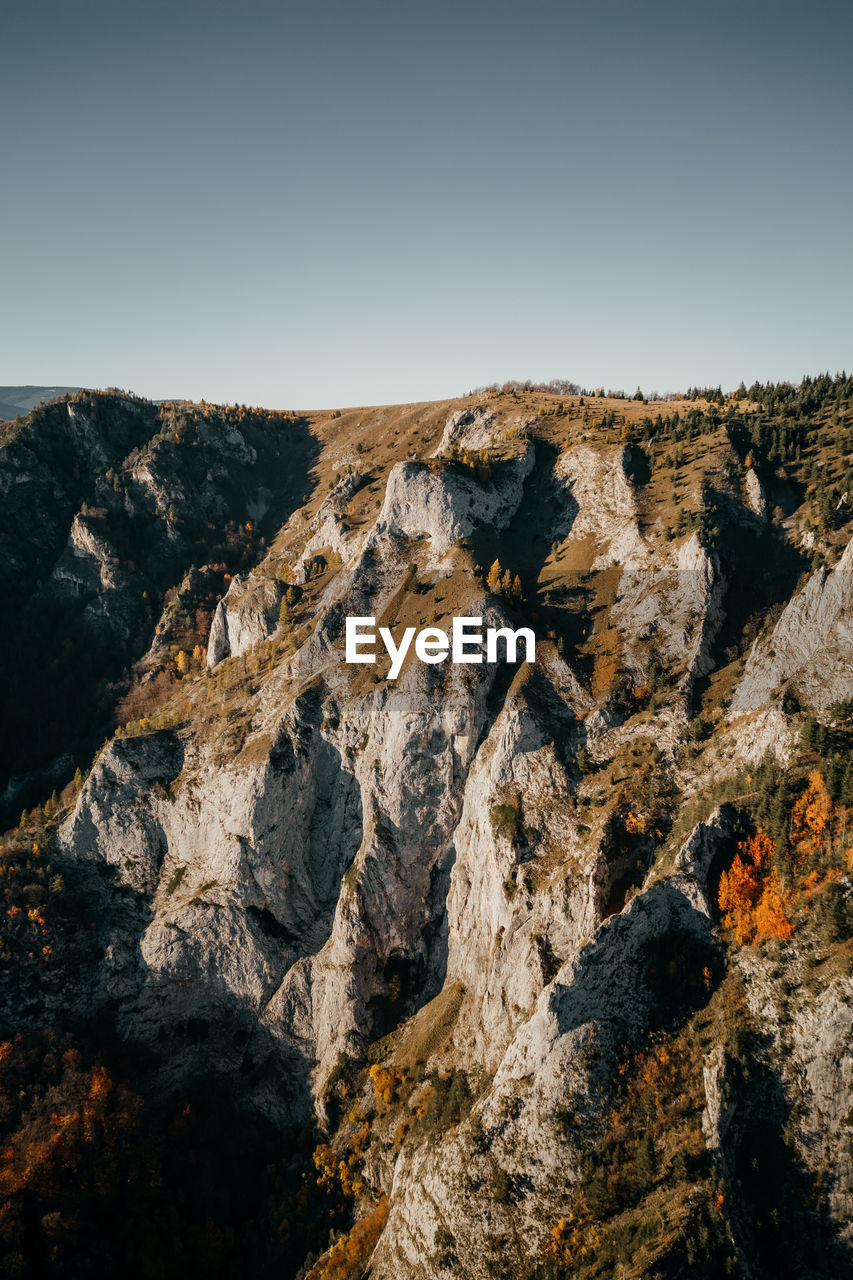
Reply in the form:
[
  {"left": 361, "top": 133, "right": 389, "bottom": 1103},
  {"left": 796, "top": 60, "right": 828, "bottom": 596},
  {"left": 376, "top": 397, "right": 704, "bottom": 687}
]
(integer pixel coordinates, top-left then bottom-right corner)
[{"left": 2, "top": 384, "right": 852, "bottom": 1279}]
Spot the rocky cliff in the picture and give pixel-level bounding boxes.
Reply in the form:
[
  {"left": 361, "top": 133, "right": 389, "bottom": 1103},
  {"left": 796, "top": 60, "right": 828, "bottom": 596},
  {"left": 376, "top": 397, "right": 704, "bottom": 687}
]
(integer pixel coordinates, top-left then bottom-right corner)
[{"left": 2, "top": 380, "right": 852, "bottom": 1280}]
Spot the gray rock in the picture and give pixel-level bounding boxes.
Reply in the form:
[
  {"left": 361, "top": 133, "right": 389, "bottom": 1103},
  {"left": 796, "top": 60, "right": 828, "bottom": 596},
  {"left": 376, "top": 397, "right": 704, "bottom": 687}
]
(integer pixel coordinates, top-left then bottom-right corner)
[
  {"left": 371, "top": 447, "right": 534, "bottom": 563},
  {"left": 729, "top": 536, "right": 853, "bottom": 716},
  {"left": 207, "top": 572, "right": 284, "bottom": 665}
]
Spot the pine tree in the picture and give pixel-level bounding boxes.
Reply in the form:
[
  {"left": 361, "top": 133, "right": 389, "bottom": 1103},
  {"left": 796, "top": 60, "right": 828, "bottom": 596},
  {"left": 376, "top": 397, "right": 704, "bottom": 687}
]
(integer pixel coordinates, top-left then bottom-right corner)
[
  {"left": 841, "top": 760, "right": 853, "bottom": 806},
  {"left": 801, "top": 714, "right": 818, "bottom": 750}
]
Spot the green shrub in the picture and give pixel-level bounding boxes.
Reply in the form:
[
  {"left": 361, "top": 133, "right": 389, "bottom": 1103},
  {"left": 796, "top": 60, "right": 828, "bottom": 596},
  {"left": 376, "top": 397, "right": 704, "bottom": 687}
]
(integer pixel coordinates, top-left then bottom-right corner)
[{"left": 490, "top": 797, "right": 522, "bottom": 844}]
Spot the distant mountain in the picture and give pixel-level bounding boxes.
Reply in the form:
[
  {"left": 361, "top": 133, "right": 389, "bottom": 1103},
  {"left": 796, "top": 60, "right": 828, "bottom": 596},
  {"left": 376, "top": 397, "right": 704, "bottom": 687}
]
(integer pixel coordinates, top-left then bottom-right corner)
[{"left": 0, "top": 384, "right": 82, "bottom": 420}]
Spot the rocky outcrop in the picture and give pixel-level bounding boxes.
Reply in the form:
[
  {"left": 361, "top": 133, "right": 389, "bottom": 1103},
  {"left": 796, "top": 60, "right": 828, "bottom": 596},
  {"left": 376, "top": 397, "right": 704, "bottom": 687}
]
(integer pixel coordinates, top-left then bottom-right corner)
[
  {"left": 44, "top": 512, "right": 136, "bottom": 643},
  {"left": 549, "top": 445, "right": 728, "bottom": 693},
  {"left": 789, "top": 982, "right": 853, "bottom": 1245},
  {"left": 59, "top": 731, "right": 184, "bottom": 894},
  {"left": 442, "top": 667, "right": 591, "bottom": 1071},
  {"left": 0, "top": 394, "right": 154, "bottom": 597},
  {"left": 58, "top": 696, "right": 364, "bottom": 1118},
  {"left": 371, "top": 447, "right": 534, "bottom": 562},
  {"left": 671, "top": 804, "right": 736, "bottom": 913},
  {"left": 614, "top": 531, "right": 725, "bottom": 688},
  {"left": 266, "top": 653, "right": 502, "bottom": 1089},
  {"left": 724, "top": 942, "right": 853, "bottom": 1257},
  {"left": 554, "top": 443, "right": 647, "bottom": 566},
  {"left": 296, "top": 470, "right": 364, "bottom": 580},
  {"left": 729, "top": 537, "right": 853, "bottom": 716},
  {"left": 702, "top": 1045, "right": 734, "bottom": 1151},
  {"left": 207, "top": 571, "right": 284, "bottom": 665},
  {"left": 433, "top": 406, "right": 500, "bottom": 455},
  {"left": 744, "top": 467, "right": 766, "bottom": 518},
  {"left": 715, "top": 701, "right": 795, "bottom": 768},
  {"left": 370, "top": 820, "right": 724, "bottom": 1280}
]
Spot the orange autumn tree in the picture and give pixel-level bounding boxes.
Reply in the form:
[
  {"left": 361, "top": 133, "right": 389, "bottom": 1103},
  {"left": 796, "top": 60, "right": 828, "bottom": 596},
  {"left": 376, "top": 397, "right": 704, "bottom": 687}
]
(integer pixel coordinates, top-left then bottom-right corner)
[
  {"left": 368, "top": 1063, "right": 396, "bottom": 1106},
  {"left": 790, "top": 770, "right": 833, "bottom": 871},
  {"left": 545, "top": 1192, "right": 601, "bottom": 1269},
  {"left": 718, "top": 831, "right": 792, "bottom": 946},
  {"left": 316, "top": 1195, "right": 389, "bottom": 1280}
]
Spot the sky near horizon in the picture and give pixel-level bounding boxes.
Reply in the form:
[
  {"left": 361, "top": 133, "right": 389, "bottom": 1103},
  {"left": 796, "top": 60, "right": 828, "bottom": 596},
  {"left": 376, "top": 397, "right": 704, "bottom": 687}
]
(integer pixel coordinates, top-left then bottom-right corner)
[{"left": 1, "top": 0, "right": 851, "bottom": 408}]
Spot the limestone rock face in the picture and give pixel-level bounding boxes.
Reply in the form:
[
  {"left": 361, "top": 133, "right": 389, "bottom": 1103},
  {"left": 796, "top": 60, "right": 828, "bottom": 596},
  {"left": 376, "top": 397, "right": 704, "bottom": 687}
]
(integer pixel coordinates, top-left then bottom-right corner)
[
  {"left": 296, "top": 470, "right": 365, "bottom": 579},
  {"left": 744, "top": 467, "right": 767, "bottom": 518},
  {"left": 207, "top": 572, "right": 284, "bottom": 665},
  {"left": 729, "top": 536, "right": 853, "bottom": 716},
  {"left": 715, "top": 701, "right": 795, "bottom": 768},
  {"left": 731, "top": 944, "right": 853, "bottom": 1252},
  {"left": 59, "top": 695, "right": 365, "bottom": 1117},
  {"left": 614, "top": 531, "right": 725, "bottom": 689},
  {"left": 59, "top": 731, "right": 184, "bottom": 894},
  {"left": 370, "top": 830, "right": 722, "bottom": 1280},
  {"left": 702, "top": 1045, "right": 733, "bottom": 1150},
  {"left": 372, "top": 447, "right": 534, "bottom": 562},
  {"left": 671, "top": 804, "right": 737, "bottom": 914},
  {"left": 554, "top": 442, "right": 647, "bottom": 567},
  {"left": 547, "top": 445, "right": 725, "bottom": 695},
  {"left": 22, "top": 394, "right": 853, "bottom": 1275},
  {"left": 789, "top": 985, "right": 853, "bottom": 1245},
  {"left": 44, "top": 513, "right": 138, "bottom": 642},
  {"left": 433, "top": 406, "right": 500, "bottom": 454}
]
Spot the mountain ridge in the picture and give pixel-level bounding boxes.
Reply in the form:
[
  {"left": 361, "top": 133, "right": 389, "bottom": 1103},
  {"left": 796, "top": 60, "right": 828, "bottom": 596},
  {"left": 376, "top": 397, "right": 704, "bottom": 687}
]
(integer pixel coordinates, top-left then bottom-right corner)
[
  {"left": 0, "top": 379, "right": 851, "bottom": 1279},
  {"left": 0, "top": 384, "right": 82, "bottom": 421}
]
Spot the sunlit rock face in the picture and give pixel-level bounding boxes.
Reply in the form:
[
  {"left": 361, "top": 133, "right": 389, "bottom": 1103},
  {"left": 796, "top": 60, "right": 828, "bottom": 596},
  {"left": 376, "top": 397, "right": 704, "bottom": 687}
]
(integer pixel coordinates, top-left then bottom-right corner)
[{"left": 5, "top": 388, "right": 852, "bottom": 1277}]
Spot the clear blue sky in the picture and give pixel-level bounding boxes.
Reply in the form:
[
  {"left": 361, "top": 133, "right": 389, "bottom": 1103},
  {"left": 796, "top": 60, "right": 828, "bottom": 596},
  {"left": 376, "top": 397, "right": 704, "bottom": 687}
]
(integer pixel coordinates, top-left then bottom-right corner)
[{"left": 2, "top": 0, "right": 851, "bottom": 407}]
